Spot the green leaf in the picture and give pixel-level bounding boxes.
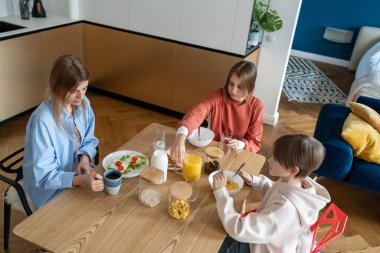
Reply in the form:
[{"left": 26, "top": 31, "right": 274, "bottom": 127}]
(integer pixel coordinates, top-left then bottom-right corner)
[{"left": 251, "top": 1, "right": 282, "bottom": 33}]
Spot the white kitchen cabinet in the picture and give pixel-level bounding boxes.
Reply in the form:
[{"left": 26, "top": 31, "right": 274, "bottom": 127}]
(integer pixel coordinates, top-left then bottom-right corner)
[
  {"left": 177, "top": 0, "right": 237, "bottom": 52},
  {"left": 82, "top": 0, "right": 129, "bottom": 29},
  {"left": 82, "top": 0, "right": 254, "bottom": 55},
  {"left": 128, "top": 0, "right": 179, "bottom": 40},
  {"left": 231, "top": 0, "right": 255, "bottom": 55}
]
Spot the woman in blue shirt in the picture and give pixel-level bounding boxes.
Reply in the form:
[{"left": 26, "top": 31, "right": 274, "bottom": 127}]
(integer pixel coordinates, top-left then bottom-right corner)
[{"left": 23, "top": 54, "right": 104, "bottom": 209}]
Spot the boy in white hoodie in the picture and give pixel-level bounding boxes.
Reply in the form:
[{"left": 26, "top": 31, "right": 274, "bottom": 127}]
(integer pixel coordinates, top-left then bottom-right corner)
[{"left": 213, "top": 134, "right": 331, "bottom": 253}]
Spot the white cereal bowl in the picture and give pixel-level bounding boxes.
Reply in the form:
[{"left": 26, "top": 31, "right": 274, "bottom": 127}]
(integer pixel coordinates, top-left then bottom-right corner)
[
  {"left": 188, "top": 127, "right": 215, "bottom": 147},
  {"left": 208, "top": 170, "right": 244, "bottom": 196}
]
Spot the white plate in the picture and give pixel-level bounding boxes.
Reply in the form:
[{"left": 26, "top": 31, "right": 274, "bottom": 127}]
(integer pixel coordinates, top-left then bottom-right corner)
[{"left": 102, "top": 150, "right": 149, "bottom": 178}]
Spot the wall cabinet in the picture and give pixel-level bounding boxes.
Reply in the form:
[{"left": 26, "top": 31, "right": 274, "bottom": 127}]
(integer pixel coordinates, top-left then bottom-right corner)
[
  {"left": 83, "top": 0, "right": 254, "bottom": 55},
  {"left": 177, "top": 0, "right": 237, "bottom": 53},
  {"left": 0, "top": 24, "right": 84, "bottom": 121},
  {"left": 84, "top": 24, "right": 260, "bottom": 114},
  {"left": 128, "top": 0, "right": 179, "bottom": 40}
]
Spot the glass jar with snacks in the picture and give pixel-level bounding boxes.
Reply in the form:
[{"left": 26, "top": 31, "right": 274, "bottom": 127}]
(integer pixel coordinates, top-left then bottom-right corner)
[
  {"left": 139, "top": 167, "right": 164, "bottom": 207},
  {"left": 168, "top": 181, "right": 192, "bottom": 220}
]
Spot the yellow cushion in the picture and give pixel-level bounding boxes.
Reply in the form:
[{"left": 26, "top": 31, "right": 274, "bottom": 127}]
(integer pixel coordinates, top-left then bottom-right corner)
[
  {"left": 349, "top": 102, "right": 380, "bottom": 133},
  {"left": 341, "top": 113, "right": 380, "bottom": 165}
]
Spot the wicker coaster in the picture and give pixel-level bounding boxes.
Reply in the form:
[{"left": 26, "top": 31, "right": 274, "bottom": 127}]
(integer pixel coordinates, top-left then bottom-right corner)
[{"left": 205, "top": 147, "right": 224, "bottom": 158}]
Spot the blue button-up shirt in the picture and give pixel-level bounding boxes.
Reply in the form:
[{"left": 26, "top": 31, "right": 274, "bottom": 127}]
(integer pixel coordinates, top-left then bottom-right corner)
[{"left": 23, "top": 96, "right": 99, "bottom": 209}]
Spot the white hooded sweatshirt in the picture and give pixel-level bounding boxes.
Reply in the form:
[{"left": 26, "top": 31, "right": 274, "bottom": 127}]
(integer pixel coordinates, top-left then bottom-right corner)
[{"left": 213, "top": 175, "right": 331, "bottom": 253}]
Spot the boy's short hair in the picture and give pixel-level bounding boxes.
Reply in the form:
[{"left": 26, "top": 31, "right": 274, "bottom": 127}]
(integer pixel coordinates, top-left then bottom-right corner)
[{"left": 273, "top": 134, "right": 325, "bottom": 178}]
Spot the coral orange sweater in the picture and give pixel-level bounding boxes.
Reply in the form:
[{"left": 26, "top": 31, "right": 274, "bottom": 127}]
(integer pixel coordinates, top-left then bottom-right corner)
[{"left": 178, "top": 89, "right": 263, "bottom": 152}]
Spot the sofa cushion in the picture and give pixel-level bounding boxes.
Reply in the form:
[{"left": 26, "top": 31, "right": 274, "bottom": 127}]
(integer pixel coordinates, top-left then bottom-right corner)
[
  {"left": 357, "top": 96, "right": 380, "bottom": 113},
  {"left": 314, "top": 104, "right": 351, "bottom": 142},
  {"left": 341, "top": 113, "right": 380, "bottom": 165},
  {"left": 345, "top": 158, "right": 380, "bottom": 193},
  {"left": 349, "top": 102, "right": 380, "bottom": 133}
]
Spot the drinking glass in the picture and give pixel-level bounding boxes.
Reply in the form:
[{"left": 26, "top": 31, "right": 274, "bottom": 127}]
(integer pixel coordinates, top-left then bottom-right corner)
[
  {"left": 219, "top": 131, "right": 233, "bottom": 153},
  {"left": 153, "top": 128, "right": 166, "bottom": 151}
]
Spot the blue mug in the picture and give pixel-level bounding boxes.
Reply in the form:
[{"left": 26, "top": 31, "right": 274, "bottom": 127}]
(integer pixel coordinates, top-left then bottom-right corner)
[{"left": 104, "top": 169, "right": 122, "bottom": 195}]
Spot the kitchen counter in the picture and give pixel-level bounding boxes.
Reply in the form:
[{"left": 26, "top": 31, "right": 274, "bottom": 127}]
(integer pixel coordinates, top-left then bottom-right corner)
[{"left": 0, "top": 13, "right": 80, "bottom": 40}]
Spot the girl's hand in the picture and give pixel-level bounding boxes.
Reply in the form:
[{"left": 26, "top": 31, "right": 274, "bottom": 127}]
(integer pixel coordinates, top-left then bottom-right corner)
[
  {"left": 239, "top": 170, "right": 253, "bottom": 184},
  {"left": 226, "top": 138, "right": 240, "bottom": 150},
  {"left": 213, "top": 170, "right": 227, "bottom": 190},
  {"left": 170, "top": 134, "right": 187, "bottom": 166}
]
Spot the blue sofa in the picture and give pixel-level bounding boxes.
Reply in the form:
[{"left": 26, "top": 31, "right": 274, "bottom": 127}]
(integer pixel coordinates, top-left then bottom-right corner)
[{"left": 314, "top": 96, "right": 380, "bottom": 193}]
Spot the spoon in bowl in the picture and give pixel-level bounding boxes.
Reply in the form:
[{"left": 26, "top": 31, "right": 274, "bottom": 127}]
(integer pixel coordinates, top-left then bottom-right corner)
[{"left": 233, "top": 163, "right": 246, "bottom": 178}]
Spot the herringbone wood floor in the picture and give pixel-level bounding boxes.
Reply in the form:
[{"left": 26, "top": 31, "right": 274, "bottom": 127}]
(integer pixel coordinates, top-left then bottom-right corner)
[{"left": 1, "top": 61, "right": 379, "bottom": 252}]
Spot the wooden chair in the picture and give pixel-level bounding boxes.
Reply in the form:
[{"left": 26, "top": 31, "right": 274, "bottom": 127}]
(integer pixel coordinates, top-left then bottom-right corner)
[
  {"left": 0, "top": 147, "right": 99, "bottom": 249},
  {"left": 310, "top": 203, "right": 348, "bottom": 253}
]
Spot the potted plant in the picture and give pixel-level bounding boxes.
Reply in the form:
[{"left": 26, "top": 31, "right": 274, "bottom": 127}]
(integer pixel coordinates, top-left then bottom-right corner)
[{"left": 248, "top": 0, "right": 283, "bottom": 46}]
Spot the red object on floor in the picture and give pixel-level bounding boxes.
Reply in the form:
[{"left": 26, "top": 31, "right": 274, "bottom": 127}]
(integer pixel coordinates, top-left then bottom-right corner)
[{"left": 310, "top": 203, "right": 348, "bottom": 253}]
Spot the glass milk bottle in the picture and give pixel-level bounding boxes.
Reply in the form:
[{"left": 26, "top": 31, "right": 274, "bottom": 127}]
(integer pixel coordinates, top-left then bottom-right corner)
[{"left": 151, "top": 150, "right": 168, "bottom": 183}]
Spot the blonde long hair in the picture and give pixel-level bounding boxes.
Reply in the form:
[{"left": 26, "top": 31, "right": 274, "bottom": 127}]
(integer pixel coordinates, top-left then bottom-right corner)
[
  {"left": 48, "top": 55, "right": 89, "bottom": 128},
  {"left": 222, "top": 61, "right": 257, "bottom": 103}
]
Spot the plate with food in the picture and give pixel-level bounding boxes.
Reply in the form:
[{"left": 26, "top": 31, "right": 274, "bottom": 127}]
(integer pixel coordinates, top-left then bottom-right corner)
[{"left": 102, "top": 150, "right": 149, "bottom": 178}]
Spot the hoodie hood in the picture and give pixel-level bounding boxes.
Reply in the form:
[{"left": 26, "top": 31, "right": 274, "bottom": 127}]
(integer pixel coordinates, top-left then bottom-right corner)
[{"left": 277, "top": 177, "right": 331, "bottom": 227}]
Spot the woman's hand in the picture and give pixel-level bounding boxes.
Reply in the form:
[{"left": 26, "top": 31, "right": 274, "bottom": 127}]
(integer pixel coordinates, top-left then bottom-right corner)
[
  {"left": 170, "top": 134, "right": 187, "bottom": 166},
  {"left": 77, "top": 154, "right": 91, "bottom": 175},
  {"left": 73, "top": 172, "right": 104, "bottom": 191},
  {"left": 239, "top": 170, "right": 253, "bottom": 184},
  {"left": 226, "top": 138, "right": 240, "bottom": 150},
  {"left": 213, "top": 170, "right": 227, "bottom": 190},
  {"left": 78, "top": 161, "right": 92, "bottom": 175}
]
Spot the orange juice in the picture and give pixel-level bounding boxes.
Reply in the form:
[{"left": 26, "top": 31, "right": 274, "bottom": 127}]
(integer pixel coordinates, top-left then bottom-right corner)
[{"left": 182, "top": 154, "right": 202, "bottom": 181}]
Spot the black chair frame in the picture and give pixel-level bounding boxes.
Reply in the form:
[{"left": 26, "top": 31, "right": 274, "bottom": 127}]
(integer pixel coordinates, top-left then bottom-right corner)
[{"left": 0, "top": 146, "right": 99, "bottom": 249}]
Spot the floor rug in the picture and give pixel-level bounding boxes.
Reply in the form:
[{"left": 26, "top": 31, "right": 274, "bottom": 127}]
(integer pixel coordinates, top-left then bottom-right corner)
[{"left": 283, "top": 56, "right": 347, "bottom": 104}]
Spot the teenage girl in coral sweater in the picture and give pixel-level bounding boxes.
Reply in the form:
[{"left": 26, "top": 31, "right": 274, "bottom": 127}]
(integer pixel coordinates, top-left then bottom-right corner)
[{"left": 170, "top": 61, "right": 263, "bottom": 165}]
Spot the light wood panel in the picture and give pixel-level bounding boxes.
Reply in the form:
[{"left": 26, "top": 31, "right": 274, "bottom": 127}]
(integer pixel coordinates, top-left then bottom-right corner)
[
  {"left": 84, "top": 23, "right": 260, "bottom": 113},
  {"left": 0, "top": 34, "right": 44, "bottom": 121},
  {"left": 126, "top": 33, "right": 176, "bottom": 108},
  {"left": 84, "top": 24, "right": 128, "bottom": 93},
  {"left": 172, "top": 44, "right": 241, "bottom": 112},
  {"left": 40, "top": 24, "right": 84, "bottom": 88}
]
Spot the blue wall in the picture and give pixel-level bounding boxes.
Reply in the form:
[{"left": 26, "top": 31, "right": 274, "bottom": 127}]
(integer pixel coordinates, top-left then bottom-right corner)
[{"left": 292, "top": 0, "right": 380, "bottom": 60}]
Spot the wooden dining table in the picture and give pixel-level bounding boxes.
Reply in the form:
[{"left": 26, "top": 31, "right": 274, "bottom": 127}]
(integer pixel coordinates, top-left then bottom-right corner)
[{"left": 13, "top": 123, "right": 266, "bottom": 253}]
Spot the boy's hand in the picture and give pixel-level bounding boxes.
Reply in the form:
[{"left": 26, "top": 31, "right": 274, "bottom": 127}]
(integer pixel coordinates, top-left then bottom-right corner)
[
  {"left": 213, "top": 170, "right": 227, "bottom": 190},
  {"left": 239, "top": 170, "right": 253, "bottom": 183}
]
